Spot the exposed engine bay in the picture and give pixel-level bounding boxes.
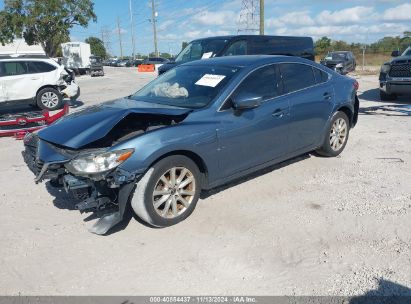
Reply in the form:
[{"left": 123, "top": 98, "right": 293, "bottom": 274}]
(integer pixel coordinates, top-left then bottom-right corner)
[{"left": 22, "top": 111, "right": 188, "bottom": 234}]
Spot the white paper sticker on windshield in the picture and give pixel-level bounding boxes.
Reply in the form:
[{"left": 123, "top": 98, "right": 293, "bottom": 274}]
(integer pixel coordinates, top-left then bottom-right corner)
[
  {"left": 201, "top": 52, "right": 213, "bottom": 59},
  {"left": 195, "top": 74, "right": 226, "bottom": 87}
]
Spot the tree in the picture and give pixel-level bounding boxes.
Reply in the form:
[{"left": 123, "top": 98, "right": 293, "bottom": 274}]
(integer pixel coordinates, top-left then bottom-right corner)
[
  {"left": 315, "top": 36, "right": 331, "bottom": 55},
  {"left": 85, "top": 36, "right": 106, "bottom": 58},
  {"left": 0, "top": 0, "right": 97, "bottom": 57}
]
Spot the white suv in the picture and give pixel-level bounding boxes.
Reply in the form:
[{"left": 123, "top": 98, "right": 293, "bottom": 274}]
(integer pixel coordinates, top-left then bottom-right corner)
[{"left": 0, "top": 55, "right": 80, "bottom": 110}]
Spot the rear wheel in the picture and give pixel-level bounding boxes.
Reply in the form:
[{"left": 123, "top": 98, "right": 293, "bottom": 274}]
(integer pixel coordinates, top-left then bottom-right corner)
[
  {"left": 380, "top": 90, "right": 397, "bottom": 101},
  {"left": 317, "top": 111, "right": 350, "bottom": 157},
  {"left": 131, "top": 155, "right": 201, "bottom": 227},
  {"left": 36, "top": 87, "right": 63, "bottom": 110}
]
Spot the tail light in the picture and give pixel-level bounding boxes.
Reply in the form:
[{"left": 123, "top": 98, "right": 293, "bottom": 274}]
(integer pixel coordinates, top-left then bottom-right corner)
[{"left": 353, "top": 80, "right": 359, "bottom": 91}]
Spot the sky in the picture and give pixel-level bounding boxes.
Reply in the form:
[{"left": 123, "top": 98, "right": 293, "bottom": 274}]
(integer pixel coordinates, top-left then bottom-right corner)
[{"left": 2, "top": 0, "right": 411, "bottom": 57}]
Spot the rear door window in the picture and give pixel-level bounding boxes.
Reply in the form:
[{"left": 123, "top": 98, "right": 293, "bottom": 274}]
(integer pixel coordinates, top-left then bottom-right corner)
[
  {"left": 280, "top": 63, "right": 316, "bottom": 93},
  {"left": 224, "top": 40, "right": 247, "bottom": 56},
  {"left": 1, "top": 61, "right": 28, "bottom": 76},
  {"left": 27, "top": 61, "right": 57, "bottom": 74},
  {"left": 313, "top": 67, "right": 329, "bottom": 84}
]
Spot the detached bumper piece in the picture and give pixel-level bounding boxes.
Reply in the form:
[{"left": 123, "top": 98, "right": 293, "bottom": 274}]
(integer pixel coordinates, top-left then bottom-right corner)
[{"left": 0, "top": 104, "right": 69, "bottom": 138}]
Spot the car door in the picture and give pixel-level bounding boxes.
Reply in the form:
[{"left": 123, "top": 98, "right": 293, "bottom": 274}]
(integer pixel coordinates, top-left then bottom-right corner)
[
  {"left": 216, "top": 64, "right": 291, "bottom": 178},
  {"left": 2, "top": 60, "right": 42, "bottom": 101},
  {"left": 279, "top": 63, "right": 334, "bottom": 152}
]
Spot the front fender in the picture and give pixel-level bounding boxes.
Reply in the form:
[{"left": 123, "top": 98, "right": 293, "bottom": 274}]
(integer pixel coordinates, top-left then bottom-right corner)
[{"left": 114, "top": 122, "right": 219, "bottom": 181}]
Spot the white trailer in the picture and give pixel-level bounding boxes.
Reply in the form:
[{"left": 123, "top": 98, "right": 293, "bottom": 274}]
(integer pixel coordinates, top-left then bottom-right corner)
[{"left": 61, "top": 42, "right": 91, "bottom": 75}]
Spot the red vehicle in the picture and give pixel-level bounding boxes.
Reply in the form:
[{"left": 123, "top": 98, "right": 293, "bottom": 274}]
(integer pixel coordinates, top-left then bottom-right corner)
[{"left": 0, "top": 103, "right": 69, "bottom": 139}]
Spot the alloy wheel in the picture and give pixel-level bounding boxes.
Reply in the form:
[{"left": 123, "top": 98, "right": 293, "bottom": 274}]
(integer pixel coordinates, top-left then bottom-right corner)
[
  {"left": 152, "top": 167, "right": 196, "bottom": 219},
  {"left": 41, "top": 92, "right": 59, "bottom": 108},
  {"left": 329, "top": 118, "right": 347, "bottom": 151}
]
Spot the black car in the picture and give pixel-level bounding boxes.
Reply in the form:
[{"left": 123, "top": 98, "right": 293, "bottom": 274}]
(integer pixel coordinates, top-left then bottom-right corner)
[
  {"left": 320, "top": 51, "right": 356, "bottom": 75},
  {"left": 379, "top": 46, "right": 411, "bottom": 100},
  {"left": 143, "top": 57, "right": 169, "bottom": 65},
  {"left": 133, "top": 59, "right": 143, "bottom": 67},
  {"left": 90, "top": 56, "right": 104, "bottom": 77},
  {"left": 158, "top": 35, "right": 314, "bottom": 75}
]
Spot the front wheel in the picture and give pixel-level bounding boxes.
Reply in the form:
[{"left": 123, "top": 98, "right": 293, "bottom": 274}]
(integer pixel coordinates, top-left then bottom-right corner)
[
  {"left": 317, "top": 111, "right": 350, "bottom": 157},
  {"left": 36, "top": 87, "right": 63, "bottom": 110},
  {"left": 131, "top": 155, "right": 201, "bottom": 227}
]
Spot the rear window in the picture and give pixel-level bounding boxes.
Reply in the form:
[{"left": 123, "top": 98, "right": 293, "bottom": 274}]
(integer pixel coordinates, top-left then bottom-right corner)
[
  {"left": 313, "top": 67, "right": 329, "bottom": 84},
  {"left": 280, "top": 63, "right": 316, "bottom": 93},
  {"left": 27, "top": 61, "right": 57, "bottom": 73},
  {"left": 0, "top": 61, "right": 27, "bottom": 77}
]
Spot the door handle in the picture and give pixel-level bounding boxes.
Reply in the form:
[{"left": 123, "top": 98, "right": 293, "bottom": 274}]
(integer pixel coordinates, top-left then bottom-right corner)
[
  {"left": 272, "top": 109, "right": 286, "bottom": 118},
  {"left": 323, "top": 92, "right": 332, "bottom": 101},
  {"left": 31, "top": 77, "right": 40, "bottom": 80}
]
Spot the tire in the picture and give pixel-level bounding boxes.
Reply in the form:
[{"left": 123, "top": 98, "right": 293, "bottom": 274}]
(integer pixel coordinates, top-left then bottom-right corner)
[
  {"left": 36, "top": 87, "right": 63, "bottom": 110},
  {"left": 317, "top": 111, "right": 350, "bottom": 157},
  {"left": 379, "top": 90, "right": 397, "bottom": 101},
  {"left": 131, "top": 155, "right": 201, "bottom": 227}
]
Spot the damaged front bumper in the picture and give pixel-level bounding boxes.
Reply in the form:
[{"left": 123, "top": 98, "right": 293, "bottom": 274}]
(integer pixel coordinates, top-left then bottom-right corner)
[{"left": 22, "top": 133, "right": 138, "bottom": 235}]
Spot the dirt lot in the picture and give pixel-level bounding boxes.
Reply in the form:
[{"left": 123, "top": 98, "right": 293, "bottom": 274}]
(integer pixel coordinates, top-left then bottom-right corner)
[{"left": 0, "top": 67, "right": 410, "bottom": 296}]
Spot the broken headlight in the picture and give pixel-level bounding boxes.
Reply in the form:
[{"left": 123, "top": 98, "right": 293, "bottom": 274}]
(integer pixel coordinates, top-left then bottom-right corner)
[
  {"left": 381, "top": 63, "right": 391, "bottom": 74},
  {"left": 66, "top": 149, "right": 134, "bottom": 174},
  {"left": 335, "top": 63, "right": 343, "bottom": 68}
]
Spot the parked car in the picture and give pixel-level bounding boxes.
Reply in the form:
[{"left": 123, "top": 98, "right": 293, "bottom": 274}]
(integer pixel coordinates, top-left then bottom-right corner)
[
  {"left": 133, "top": 59, "right": 143, "bottom": 67},
  {"left": 118, "top": 59, "right": 134, "bottom": 67},
  {"left": 90, "top": 56, "right": 104, "bottom": 77},
  {"left": 143, "top": 57, "right": 169, "bottom": 65},
  {"left": 158, "top": 35, "right": 314, "bottom": 75},
  {"left": 23, "top": 55, "right": 359, "bottom": 234},
  {"left": 0, "top": 55, "right": 80, "bottom": 110},
  {"left": 320, "top": 51, "right": 356, "bottom": 74},
  {"left": 379, "top": 46, "right": 411, "bottom": 100}
]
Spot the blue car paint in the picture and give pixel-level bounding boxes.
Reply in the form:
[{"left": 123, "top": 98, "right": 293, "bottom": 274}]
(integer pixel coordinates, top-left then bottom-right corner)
[{"left": 37, "top": 55, "right": 357, "bottom": 190}]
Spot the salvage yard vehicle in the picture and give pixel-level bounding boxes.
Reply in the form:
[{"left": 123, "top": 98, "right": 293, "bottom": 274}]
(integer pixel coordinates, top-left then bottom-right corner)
[
  {"left": 379, "top": 46, "right": 411, "bottom": 100},
  {"left": 158, "top": 35, "right": 314, "bottom": 75},
  {"left": 61, "top": 42, "right": 91, "bottom": 75},
  {"left": 0, "top": 55, "right": 80, "bottom": 110},
  {"left": 23, "top": 55, "right": 359, "bottom": 235},
  {"left": 320, "top": 51, "right": 356, "bottom": 74},
  {"left": 90, "top": 56, "right": 104, "bottom": 77}
]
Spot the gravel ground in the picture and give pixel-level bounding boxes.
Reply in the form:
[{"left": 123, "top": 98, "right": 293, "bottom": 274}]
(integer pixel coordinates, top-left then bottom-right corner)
[{"left": 0, "top": 67, "right": 410, "bottom": 296}]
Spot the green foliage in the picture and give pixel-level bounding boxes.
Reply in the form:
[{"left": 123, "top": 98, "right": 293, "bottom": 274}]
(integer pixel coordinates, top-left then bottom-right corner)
[
  {"left": 314, "top": 36, "right": 331, "bottom": 54},
  {"left": 0, "top": 0, "right": 97, "bottom": 57},
  {"left": 85, "top": 36, "right": 106, "bottom": 58}
]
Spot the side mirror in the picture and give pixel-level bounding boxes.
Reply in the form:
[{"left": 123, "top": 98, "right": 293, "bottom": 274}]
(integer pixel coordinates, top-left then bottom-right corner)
[
  {"left": 233, "top": 93, "right": 262, "bottom": 110},
  {"left": 391, "top": 50, "right": 400, "bottom": 57}
]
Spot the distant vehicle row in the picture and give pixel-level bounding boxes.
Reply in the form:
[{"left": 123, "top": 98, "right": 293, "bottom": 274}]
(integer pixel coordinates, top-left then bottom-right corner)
[{"left": 104, "top": 57, "right": 170, "bottom": 67}]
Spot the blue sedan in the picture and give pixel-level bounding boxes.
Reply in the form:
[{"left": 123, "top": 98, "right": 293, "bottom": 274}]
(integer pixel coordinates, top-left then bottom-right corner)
[{"left": 23, "top": 55, "right": 359, "bottom": 234}]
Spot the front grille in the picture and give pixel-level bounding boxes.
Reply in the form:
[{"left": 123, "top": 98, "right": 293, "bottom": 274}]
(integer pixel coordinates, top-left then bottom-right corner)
[
  {"left": 389, "top": 64, "right": 411, "bottom": 78},
  {"left": 23, "top": 135, "right": 43, "bottom": 176}
]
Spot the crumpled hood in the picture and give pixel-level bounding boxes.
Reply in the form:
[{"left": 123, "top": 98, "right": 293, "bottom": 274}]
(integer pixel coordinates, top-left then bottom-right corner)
[{"left": 38, "top": 98, "right": 191, "bottom": 149}]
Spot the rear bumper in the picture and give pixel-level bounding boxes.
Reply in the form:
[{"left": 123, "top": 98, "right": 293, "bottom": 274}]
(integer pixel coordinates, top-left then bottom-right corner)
[
  {"left": 0, "top": 104, "right": 69, "bottom": 138},
  {"left": 380, "top": 78, "right": 411, "bottom": 95}
]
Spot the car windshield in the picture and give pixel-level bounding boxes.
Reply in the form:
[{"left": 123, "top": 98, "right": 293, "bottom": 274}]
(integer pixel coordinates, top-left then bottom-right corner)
[
  {"left": 325, "top": 52, "right": 347, "bottom": 60},
  {"left": 175, "top": 39, "right": 229, "bottom": 63},
  {"left": 130, "top": 65, "right": 240, "bottom": 109},
  {"left": 90, "top": 57, "right": 101, "bottom": 63},
  {"left": 402, "top": 47, "right": 411, "bottom": 56}
]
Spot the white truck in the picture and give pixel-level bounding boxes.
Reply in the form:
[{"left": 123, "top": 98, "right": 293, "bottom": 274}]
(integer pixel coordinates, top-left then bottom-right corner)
[{"left": 61, "top": 42, "right": 91, "bottom": 75}]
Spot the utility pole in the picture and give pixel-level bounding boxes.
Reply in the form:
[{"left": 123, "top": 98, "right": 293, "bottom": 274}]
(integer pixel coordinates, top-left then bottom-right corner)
[
  {"left": 117, "top": 16, "right": 123, "bottom": 58},
  {"left": 259, "top": 0, "right": 264, "bottom": 35},
  {"left": 151, "top": 0, "right": 159, "bottom": 57},
  {"left": 129, "top": 0, "right": 136, "bottom": 60}
]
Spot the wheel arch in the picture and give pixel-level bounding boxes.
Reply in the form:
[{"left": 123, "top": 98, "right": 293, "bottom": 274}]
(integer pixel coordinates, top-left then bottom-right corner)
[
  {"left": 147, "top": 150, "right": 209, "bottom": 189},
  {"left": 337, "top": 105, "right": 354, "bottom": 128},
  {"left": 36, "top": 85, "right": 60, "bottom": 97}
]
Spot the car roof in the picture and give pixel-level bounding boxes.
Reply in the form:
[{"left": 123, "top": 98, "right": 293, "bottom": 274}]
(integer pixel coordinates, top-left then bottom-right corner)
[
  {"left": 190, "top": 35, "right": 312, "bottom": 42},
  {"left": 181, "top": 55, "right": 312, "bottom": 68}
]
